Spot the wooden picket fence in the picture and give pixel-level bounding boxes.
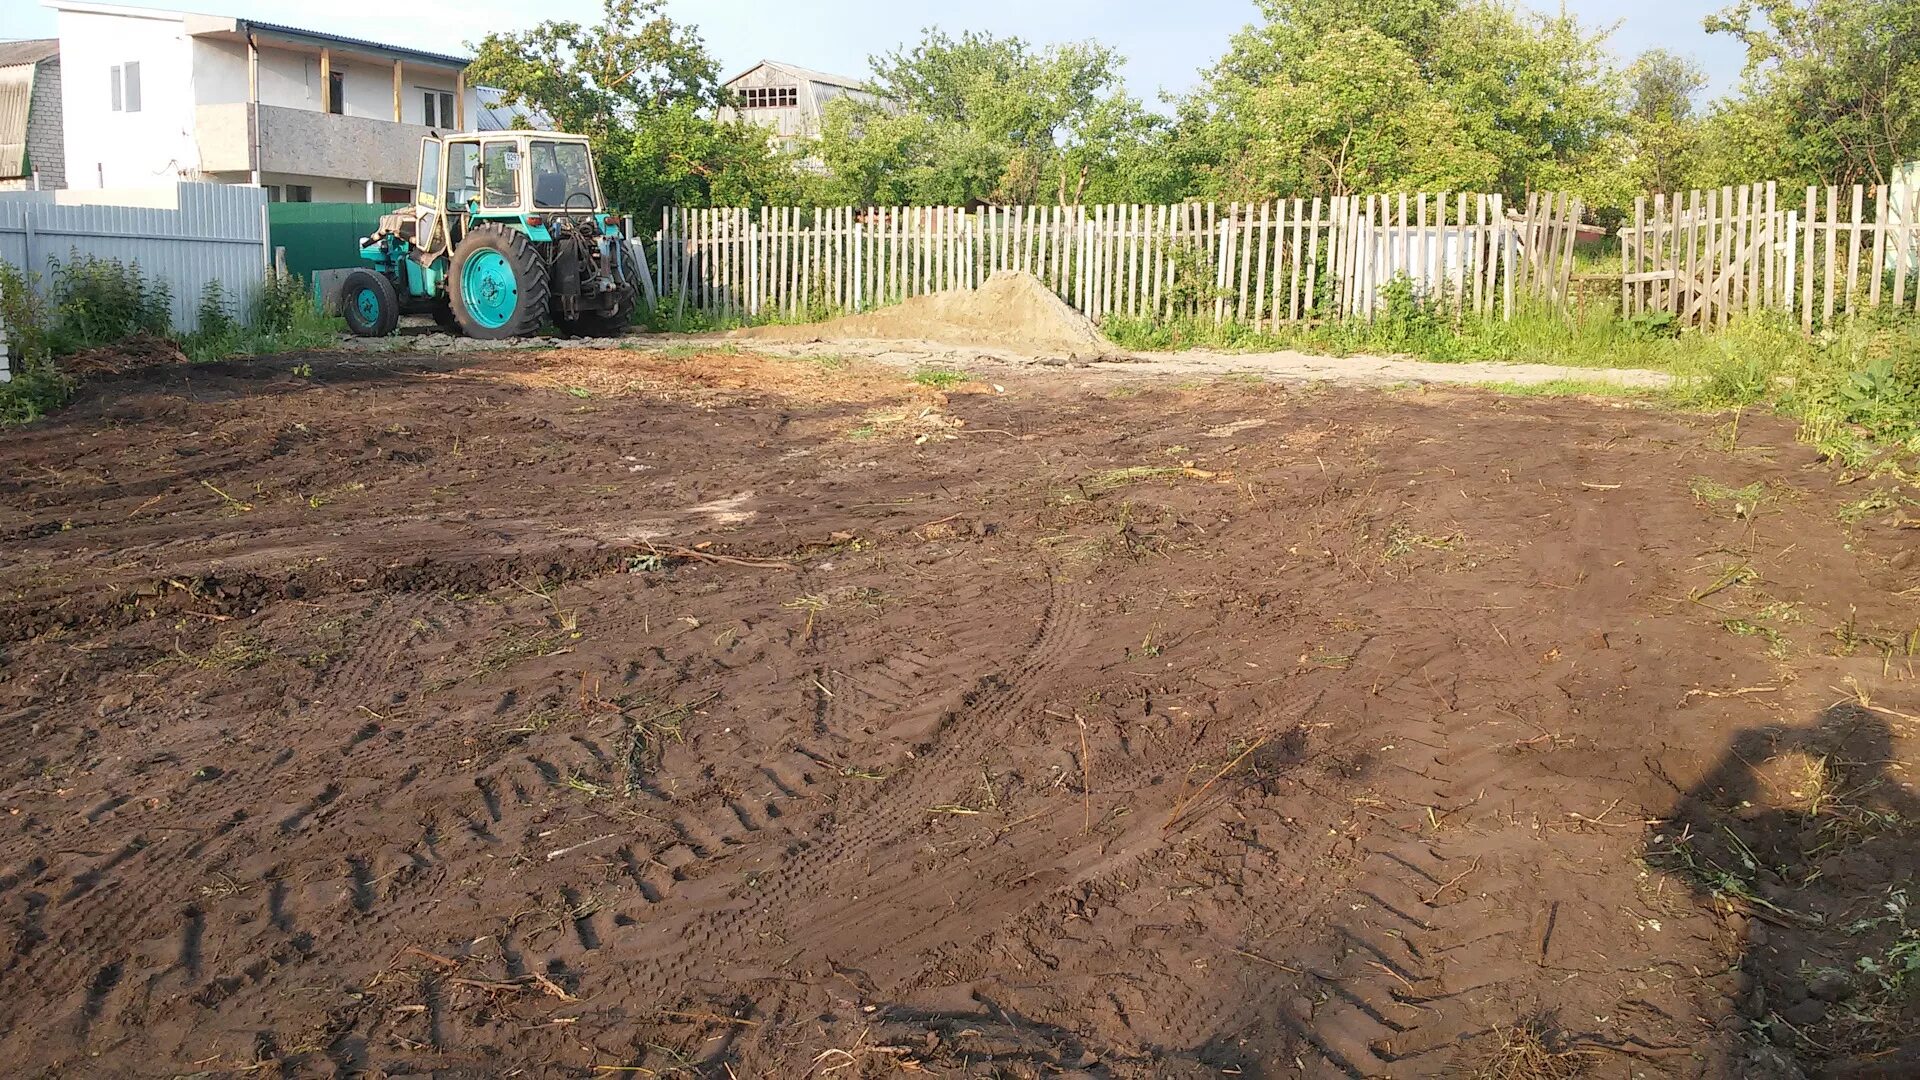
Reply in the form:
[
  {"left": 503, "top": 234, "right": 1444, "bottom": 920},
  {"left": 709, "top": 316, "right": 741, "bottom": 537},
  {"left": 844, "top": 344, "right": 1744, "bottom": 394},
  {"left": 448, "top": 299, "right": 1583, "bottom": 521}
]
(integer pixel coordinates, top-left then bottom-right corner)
[
  {"left": 1621, "top": 180, "right": 1920, "bottom": 329},
  {"left": 656, "top": 191, "right": 1584, "bottom": 326}
]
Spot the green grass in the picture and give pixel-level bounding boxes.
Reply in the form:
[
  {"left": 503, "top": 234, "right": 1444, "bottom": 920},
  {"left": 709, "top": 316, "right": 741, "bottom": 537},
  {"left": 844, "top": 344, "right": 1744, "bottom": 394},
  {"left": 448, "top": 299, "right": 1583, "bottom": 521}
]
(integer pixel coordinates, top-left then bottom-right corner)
[
  {"left": 1466, "top": 376, "right": 1656, "bottom": 398},
  {"left": 911, "top": 367, "right": 967, "bottom": 389},
  {"left": 1105, "top": 288, "right": 1920, "bottom": 464}
]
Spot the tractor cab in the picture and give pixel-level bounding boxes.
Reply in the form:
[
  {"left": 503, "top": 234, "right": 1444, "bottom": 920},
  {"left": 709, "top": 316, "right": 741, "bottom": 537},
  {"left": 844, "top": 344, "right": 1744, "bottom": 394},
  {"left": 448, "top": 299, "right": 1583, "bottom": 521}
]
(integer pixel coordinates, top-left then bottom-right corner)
[
  {"left": 344, "top": 130, "right": 637, "bottom": 340},
  {"left": 399, "top": 133, "right": 608, "bottom": 266}
]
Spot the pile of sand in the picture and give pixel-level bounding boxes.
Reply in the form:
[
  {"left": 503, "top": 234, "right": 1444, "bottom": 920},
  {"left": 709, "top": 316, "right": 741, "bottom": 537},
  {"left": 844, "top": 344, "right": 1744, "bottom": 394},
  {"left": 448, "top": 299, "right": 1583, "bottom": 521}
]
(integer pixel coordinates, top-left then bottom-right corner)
[{"left": 732, "top": 270, "right": 1118, "bottom": 358}]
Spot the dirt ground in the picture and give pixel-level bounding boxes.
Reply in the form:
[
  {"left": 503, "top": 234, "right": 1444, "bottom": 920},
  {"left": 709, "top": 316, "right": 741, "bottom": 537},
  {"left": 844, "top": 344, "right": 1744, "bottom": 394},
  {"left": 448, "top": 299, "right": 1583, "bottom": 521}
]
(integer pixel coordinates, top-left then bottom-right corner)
[{"left": 2, "top": 347, "right": 1916, "bottom": 1079}]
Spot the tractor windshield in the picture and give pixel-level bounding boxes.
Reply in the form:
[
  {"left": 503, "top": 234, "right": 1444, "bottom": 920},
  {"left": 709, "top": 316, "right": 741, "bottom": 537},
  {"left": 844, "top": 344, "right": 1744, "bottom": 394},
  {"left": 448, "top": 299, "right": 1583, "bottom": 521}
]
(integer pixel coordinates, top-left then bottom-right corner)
[{"left": 530, "top": 140, "right": 597, "bottom": 210}]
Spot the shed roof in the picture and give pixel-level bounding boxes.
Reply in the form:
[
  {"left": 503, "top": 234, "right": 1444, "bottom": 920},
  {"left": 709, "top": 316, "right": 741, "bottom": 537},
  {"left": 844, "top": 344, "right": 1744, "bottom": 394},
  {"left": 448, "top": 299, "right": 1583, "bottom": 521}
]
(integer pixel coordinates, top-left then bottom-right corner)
[
  {"left": 0, "top": 39, "right": 59, "bottom": 67},
  {"left": 723, "top": 59, "right": 872, "bottom": 92}
]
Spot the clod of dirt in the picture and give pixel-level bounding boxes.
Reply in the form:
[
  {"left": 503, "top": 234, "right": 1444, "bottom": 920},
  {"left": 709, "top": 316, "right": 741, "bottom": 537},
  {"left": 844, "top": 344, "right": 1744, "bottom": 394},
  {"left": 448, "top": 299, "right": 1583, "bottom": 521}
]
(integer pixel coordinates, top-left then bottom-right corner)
[
  {"left": 732, "top": 270, "right": 1120, "bottom": 358},
  {"left": 61, "top": 332, "right": 190, "bottom": 375}
]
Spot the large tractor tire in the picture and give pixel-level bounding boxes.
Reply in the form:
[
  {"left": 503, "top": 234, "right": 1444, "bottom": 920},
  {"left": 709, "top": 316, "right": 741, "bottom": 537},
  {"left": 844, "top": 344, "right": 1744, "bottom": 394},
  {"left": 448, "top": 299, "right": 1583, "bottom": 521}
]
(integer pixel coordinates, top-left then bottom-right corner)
[
  {"left": 449, "top": 224, "right": 549, "bottom": 339},
  {"left": 340, "top": 269, "right": 399, "bottom": 338}
]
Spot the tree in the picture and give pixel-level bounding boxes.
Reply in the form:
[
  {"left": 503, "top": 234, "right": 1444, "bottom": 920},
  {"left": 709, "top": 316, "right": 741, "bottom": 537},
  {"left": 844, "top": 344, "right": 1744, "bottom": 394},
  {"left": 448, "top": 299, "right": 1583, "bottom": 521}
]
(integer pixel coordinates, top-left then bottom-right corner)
[
  {"left": 467, "top": 0, "right": 794, "bottom": 214},
  {"left": 1173, "top": 0, "right": 1628, "bottom": 201},
  {"left": 1703, "top": 0, "right": 1920, "bottom": 186},
  {"left": 1615, "top": 49, "right": 1709, "bottom": 195},
  {"left": 1222, "top": 28, "right": 1497, "bottom": 196},
  {"left": 810, "top": 29, "right": 1153, "bottom": 205}
]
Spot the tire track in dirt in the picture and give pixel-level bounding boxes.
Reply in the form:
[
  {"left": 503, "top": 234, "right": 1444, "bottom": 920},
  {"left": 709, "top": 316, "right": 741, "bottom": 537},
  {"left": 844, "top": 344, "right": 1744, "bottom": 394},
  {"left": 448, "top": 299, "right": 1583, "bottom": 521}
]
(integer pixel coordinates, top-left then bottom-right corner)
[{"left": 605, "top": 568, "right": 1082, "bottom": 1000}]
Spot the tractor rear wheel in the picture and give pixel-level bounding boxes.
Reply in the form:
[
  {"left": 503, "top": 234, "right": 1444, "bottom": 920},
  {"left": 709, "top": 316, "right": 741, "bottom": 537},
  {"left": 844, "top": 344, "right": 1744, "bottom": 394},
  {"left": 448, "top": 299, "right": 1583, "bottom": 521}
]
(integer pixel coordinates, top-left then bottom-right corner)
[
  {"left": 449, "top": 224, "right": 549, "bottom": 339},
  {"left": 340, "top": 269, "right": 399, "bottom": 337}
]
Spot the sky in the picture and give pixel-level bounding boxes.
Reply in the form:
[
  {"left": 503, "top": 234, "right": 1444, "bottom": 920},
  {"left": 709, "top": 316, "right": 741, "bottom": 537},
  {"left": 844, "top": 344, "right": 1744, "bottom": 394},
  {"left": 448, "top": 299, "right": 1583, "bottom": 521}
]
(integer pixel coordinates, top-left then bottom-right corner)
[{"left": 0, "top": 0, "right": 1750, "bottom": 105}]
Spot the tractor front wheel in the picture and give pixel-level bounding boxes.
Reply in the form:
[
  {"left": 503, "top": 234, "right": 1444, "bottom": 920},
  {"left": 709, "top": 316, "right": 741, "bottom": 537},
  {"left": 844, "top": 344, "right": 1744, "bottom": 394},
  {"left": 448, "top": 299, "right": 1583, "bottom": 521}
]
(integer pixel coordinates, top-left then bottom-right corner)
[
  {"left": 340, "top": 269, "right": 399, "bottom": 337},
  {"left": 449, "top": 225, "right": 549, "bottom": 339}
]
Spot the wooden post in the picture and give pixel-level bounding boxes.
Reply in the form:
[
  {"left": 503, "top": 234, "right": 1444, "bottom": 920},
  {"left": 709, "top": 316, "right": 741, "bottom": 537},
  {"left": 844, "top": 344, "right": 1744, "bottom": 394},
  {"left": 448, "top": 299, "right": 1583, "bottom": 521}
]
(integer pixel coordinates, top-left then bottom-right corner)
[
  {"left": 393, "top": 60, "right": 402, "bottom": 122},
  {"left": 1301, "top": 197, "right": 1318, "bottom": 320},
  {"left": 1823, "top": 185, "right": 1839, "bottom": 325},
  {"left": 1844, "top": 184, "right": 1865, "bottom": 314},
  {"left": 1895, "top": 183, "right": 1914, "bottom": 309},
  {"left": 454, "top": 71, "right": 466, "bottom": 130},
  {"left": 1802, "top": 187, "right": 1817, "bottom": 331}
]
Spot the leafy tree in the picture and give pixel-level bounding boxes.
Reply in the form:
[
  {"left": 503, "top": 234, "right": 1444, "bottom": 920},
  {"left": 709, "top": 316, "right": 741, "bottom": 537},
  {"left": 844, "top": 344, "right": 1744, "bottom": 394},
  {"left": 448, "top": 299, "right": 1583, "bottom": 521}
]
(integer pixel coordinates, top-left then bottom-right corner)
[
  {"left": 1173, "top": 0, "right": 1627, "bottom": 201},
  {"left": 810, "top": 29, "right": 1152, "bottom": 205},
  {"left": 1702, "top": 0, "right": 1920, "bottom": 187},
  {"left": 1620, "top": 50, "right": 1707, "bottom": 196},
  {"left": 467, "top": 0, "right": 793, "bottom": 214}
]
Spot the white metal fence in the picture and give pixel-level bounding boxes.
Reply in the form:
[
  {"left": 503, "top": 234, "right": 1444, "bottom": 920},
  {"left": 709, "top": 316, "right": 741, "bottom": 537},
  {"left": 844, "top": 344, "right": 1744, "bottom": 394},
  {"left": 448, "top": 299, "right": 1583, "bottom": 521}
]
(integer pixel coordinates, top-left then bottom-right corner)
[{"left": 0, "top": 182, "right": 270, "bottom": 334}]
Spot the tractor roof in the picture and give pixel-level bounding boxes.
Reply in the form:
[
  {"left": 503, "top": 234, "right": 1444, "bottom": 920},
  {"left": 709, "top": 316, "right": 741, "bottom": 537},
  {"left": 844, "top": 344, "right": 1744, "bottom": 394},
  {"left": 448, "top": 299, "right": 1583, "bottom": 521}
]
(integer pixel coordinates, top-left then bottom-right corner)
[{"left": 444, "top": 130, "right": 590, "bottom": 141}]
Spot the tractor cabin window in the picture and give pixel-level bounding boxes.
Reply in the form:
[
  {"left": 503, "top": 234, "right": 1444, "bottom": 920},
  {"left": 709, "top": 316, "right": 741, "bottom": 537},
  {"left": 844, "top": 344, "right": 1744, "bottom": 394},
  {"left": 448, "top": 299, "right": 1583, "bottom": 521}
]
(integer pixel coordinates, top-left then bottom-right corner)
[
  {"left": 529, "top": 141, "right": 594, "bottom": 209},
  {"left": 481, "top": 141, "right": 519, "bottom": 208},
  {"left": 417, "top": 138, "right": 441, "bottom": 207},
  {"left": 447, "top": 141, "right": 480, "bottom": 206},
  {"left": 738, "top": 86, "right": 798, "bottom": 109}
]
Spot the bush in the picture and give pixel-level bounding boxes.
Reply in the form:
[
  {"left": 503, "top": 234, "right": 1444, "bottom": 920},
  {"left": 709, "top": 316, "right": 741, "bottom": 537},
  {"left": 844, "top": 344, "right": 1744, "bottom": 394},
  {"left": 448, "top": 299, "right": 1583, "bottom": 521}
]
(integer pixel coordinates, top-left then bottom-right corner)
[
  {"left": 1, "top": 264, "right": 74, "bottom": 426},
  {"left": 1, "top": 258, "right": 343, "bottom": 424},
  {"left": 43, "top": 251, "right": 173, "bottom": 352}
]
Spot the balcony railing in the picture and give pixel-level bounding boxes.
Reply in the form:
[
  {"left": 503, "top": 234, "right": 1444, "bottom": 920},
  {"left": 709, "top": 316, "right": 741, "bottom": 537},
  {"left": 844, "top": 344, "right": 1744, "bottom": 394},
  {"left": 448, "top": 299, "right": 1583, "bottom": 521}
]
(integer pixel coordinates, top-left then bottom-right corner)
[{"left": 195, "top": 103, "right": 434, "bottom": 187}]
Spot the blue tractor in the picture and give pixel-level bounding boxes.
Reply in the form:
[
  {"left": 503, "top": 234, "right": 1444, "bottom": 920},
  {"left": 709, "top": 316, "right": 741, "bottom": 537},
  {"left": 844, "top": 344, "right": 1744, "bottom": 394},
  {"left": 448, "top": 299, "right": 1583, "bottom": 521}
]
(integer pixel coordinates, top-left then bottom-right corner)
[{"left": 341, "top": 131, "right": 638, "bottom": 339}]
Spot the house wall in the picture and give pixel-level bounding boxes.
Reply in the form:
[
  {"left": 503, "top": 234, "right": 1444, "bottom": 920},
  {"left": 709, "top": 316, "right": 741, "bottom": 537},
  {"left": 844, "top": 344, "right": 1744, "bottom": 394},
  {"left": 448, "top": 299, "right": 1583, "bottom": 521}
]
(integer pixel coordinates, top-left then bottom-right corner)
[
  {"left": 56, "top": 6, "right": 199, "bottom": 189},
  {"left": 193, "top": 39, "right": 466, "bottom": 126},
  {"left": 722, "top": 64, "right": 813, "bottom": 141},
  {"left": 27, "top": 58, "right": 65, "bottom": 189}
]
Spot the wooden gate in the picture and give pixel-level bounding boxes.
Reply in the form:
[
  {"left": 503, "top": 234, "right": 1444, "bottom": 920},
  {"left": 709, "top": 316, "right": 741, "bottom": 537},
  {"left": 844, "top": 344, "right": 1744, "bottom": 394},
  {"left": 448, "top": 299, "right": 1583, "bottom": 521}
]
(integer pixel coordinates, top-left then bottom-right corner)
[{"left": 1621, "top": 180, "right": 1920, "bottom": 329}]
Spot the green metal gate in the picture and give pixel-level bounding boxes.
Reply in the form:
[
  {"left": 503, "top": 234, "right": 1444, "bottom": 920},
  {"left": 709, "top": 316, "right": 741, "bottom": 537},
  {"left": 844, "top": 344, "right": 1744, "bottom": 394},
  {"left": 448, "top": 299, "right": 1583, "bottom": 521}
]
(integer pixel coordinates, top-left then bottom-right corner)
[{"left": 268, "top": 202, "right": 401, "bottom": 281}]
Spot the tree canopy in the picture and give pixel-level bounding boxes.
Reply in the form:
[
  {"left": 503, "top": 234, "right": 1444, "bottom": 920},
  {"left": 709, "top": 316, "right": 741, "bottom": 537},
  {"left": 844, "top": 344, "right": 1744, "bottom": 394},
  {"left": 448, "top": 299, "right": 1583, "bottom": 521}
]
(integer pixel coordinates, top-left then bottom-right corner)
[{"left": 466, "top": 0, "right": 1920, "bottom": 219}]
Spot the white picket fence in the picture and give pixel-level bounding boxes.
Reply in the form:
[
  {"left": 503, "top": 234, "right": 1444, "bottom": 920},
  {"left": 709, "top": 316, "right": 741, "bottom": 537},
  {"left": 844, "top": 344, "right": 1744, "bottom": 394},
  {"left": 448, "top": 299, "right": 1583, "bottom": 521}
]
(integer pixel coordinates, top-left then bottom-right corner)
[
  {"left": 1621, "top": 178, "right": 1920, "bottom": 329},
  {"left": 658, "top": 192, "right": 1583, "bottom": 326}
]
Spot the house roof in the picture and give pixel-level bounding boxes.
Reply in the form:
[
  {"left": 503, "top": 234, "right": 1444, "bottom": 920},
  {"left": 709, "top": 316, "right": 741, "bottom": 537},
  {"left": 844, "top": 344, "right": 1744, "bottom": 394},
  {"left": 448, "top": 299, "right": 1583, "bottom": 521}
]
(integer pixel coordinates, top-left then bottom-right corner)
[
  {"left": 0, "top": 39, "right": 59, "bottom": 67},
  {"left": 723, "top": 59, "right": 872, "bottom": 92},
  {"left": 226, "top": 17, "right": 470, "bottom": 68},
  {"left": 474, "top": 86, "right": 552, "bottom": 132},
  {"left": 42, "top": 3, "right": 469, "bottom": 68}
]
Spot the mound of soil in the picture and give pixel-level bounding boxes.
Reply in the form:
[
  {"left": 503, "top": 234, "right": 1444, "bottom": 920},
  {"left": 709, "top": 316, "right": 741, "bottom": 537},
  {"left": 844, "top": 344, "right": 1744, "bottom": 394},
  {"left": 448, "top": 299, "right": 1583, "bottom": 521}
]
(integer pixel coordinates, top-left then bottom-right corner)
[
  {"left": 60, "top": 332, "right": 190, "bottom": 375},
  {"left": 734, "top": 270, "right": 1120, "bottom": 357}
]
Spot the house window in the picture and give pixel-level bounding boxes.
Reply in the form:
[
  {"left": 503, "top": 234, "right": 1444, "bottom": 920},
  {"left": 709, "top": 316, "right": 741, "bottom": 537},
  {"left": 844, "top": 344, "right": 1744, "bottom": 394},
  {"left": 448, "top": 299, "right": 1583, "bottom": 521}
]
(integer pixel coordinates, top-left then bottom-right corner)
[
  {"left": 328, "top": 70, "right": 345, "bottom": 115},
  {"left": 285, "top": 185, "right": 313, "bottom": 202},
  {"left": 739, "top": 86, "right": 798, "bottom": 109},
  {"left": 377, "top": 185, "right": 411, "bottom": 203},
  {"left": 422, "top": 90, "right": 455, "bottom": 128},
  {"left": 110, "top": 62, "right": 141, "bottom": 112}
]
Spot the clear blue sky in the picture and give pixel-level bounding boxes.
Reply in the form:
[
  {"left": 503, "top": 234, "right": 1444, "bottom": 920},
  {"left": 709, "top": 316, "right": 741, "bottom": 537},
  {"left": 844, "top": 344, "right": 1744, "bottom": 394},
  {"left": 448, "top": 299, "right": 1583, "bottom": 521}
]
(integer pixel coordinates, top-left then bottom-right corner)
[{"left": 0, "top": 0, "right": 1749, "bottom": 104}]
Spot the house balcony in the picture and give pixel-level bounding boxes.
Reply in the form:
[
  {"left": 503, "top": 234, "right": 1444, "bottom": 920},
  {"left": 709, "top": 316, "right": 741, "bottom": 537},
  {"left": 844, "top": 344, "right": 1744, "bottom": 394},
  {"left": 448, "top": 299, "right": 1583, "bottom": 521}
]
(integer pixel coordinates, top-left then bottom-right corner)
[{"left": 195, "top": 103, "right": 433, "bottom": 188}]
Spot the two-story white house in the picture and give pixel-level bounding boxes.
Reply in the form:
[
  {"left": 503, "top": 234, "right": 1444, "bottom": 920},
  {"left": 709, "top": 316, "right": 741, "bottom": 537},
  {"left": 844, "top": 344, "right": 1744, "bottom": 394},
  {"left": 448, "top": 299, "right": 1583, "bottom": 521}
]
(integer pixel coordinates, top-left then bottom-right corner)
[{"left": 46, "top": 1, "right": 482, "bottom": 202}]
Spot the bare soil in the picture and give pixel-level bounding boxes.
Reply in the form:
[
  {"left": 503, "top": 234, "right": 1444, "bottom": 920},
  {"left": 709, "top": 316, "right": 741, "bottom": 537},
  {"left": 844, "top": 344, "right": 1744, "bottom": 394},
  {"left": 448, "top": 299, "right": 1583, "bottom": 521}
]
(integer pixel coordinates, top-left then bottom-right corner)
[{"left": 2, "top": 347, "right": 1916, "bottom": 1079}]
